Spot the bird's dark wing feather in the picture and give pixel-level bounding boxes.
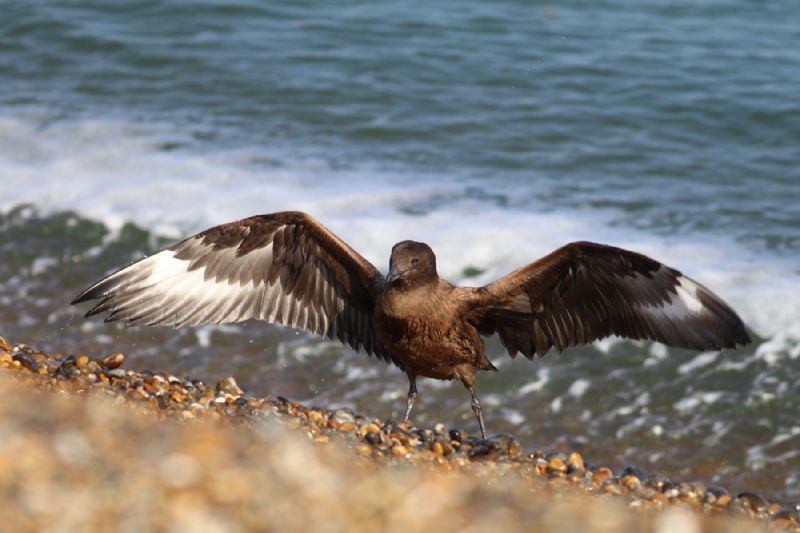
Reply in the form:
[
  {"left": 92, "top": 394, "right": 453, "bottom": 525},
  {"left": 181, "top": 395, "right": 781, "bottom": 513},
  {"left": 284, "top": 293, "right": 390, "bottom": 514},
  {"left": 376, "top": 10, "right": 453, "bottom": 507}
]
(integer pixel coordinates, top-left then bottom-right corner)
[
  {"left": 72, "top": 211, "right": 393, "bottom": 361},
  {"left": 467, "top": 241, "right": 750, "bottom": 358}
]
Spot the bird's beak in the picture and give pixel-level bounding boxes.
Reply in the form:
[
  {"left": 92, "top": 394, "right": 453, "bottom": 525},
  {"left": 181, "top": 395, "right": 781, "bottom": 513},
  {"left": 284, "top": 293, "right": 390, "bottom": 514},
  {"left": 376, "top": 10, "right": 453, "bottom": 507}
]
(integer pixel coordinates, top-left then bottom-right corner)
[{"left": 387, "top": 265, "right": 403, "bottom": 283}]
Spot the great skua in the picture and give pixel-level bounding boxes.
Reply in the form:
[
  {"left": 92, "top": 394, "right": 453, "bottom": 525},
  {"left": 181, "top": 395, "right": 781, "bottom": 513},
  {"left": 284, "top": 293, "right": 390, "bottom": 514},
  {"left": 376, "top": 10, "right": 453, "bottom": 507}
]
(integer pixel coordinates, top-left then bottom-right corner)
[{"left": 73, "top": 211, "right": 750, "bottom": 437}]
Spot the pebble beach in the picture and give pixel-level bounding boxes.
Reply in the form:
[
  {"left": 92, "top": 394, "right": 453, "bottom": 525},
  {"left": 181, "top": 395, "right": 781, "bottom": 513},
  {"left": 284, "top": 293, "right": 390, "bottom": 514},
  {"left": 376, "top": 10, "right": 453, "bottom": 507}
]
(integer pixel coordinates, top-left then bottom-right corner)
[{"left": 1, "top": 333, "right": 797, "bottom": 532}]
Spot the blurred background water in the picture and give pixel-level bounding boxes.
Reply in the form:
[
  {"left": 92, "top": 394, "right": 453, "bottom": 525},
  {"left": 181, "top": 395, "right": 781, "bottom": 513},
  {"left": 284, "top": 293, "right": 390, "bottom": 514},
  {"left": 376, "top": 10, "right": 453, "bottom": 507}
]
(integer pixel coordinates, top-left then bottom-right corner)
[{"left": 1, "top": 1, "right": 799, "bottom": 502}]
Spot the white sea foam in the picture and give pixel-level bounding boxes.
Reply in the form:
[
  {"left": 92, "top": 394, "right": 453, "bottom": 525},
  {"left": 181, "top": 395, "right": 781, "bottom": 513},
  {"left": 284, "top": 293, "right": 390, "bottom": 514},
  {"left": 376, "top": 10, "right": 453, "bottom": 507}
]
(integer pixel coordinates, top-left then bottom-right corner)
[
  {"left": 2, "top": 112, "right": 799, "bottom": 358},
  {"left": 30, "top": 256, "right": 59, "bottom": 276},
  {"left": 673, "top": 391, "right": 725, "bottom": 413},
  {"left": 568, "top": 378, "right": 591, "bottom": 399},
  {"left": 518, "top": 367, "right": 550, "bottom": 396},
  {"left": 677, "top": 351, "right": 719, "bottom": 375}
]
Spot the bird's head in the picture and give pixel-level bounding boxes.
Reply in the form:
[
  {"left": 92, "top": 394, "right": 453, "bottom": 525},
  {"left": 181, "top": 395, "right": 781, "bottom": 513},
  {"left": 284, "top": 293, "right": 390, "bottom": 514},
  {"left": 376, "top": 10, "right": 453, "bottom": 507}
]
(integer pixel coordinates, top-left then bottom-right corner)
[{"left": 387, "top": 240, "right": 437, "bottom": 288}]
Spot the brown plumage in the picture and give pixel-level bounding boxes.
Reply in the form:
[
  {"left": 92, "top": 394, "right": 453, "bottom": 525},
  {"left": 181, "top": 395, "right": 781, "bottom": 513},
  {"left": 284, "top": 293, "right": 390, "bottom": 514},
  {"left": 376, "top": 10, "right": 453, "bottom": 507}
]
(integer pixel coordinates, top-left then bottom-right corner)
[{"left": 72, "top": 211, "right": 751, "bottom": 437}]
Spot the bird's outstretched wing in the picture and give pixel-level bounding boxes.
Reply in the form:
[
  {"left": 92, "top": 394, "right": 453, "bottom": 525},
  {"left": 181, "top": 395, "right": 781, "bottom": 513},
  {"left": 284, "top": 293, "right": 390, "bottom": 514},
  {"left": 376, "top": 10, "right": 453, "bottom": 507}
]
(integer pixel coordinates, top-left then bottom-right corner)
[
  {"left": 467, "top": 241, "right": 750, "bottom": 358},
  {"left": 72, "top": 211, "right": 392, "bottom": 361}
]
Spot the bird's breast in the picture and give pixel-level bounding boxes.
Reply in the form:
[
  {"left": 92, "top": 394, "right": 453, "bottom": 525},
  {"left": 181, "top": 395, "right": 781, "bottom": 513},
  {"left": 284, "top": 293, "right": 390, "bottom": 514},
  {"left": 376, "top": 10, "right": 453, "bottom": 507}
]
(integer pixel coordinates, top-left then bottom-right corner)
[
  {"left": 375, "top": 312, "right": 435, "bottom": 347},
  {"left": 373, "top": 302, "right": 483, "bottom": 379}
]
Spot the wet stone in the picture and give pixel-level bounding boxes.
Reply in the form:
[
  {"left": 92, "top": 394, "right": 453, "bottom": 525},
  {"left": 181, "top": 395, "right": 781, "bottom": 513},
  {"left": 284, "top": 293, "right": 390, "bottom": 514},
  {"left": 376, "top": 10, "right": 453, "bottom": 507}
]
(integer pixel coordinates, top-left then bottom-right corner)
[
  {"left": 767, "top": 502, "right": 784, "bottom": 516},
  {"left": 234, "top": 397, "right": 251, "bottom": 409},
  {"left": 392, "top": 445, "right": 409, "bottom": 457},
  {"left": 215, "top": 377, "right": 244, "bottom": 396},
  {"left": 533, "top": 458, "right": 549, "bottom": 476},
  {"left": 772, "top": 510, "right": 800, "bottom": 527},
  {"left": 383, "top": 421, "right": 413, "bottom": 439},
  {"left": 397, "top": 422, "right": 412, "bottom": 433},
  {"left": 100, "top": 352, "right": 125, "bottom": 370},
  {"left": 364, "top": 432, "right": 381, "bottom": 445},
  {"left": 662, "top": 481, "right": 680, "bottom": 499},
  {"left": 13, "top": 353, "right": 41, "bottom": 372},
  {"left": 414, "top": 429, "right": 433, "bottom": 446},
  {"left": 705, "top": 487, "right": 729, "bottom": 506},
  {"left": 490, "top": 435, "right": 517, "bottom": 453},
  {"left": 432, "top": 440, "right": 444, "bottom": 456},
  {"left": 567, "top": 471, "right": 586, "bottom": 485},
  {"left": 468, "top": 442, "right": 493, "bottom": 458},
  {"left": 678, "top": 482, "right": 705, "bottom": 503},
  {"left": 546, "top": 451, "right": 567, "bottom": 461},
  {"left": 737, "top": 492, "right": 769, "bottom": 515},
  {"left": 439, "top": 439, "right": 454, "bottom": 456},
  {"left": 639, "top": 487, "right": 658, "bottom": 500},
  {"left": 449, "top": 429, "right": 462, "bottom": 442},
  {"left": 528, "top": 450, "right": 546, "bottom": 461},
  {"left": 76, "top": 355, "right": 90, "bottom": 367},
  {"left": 621, "top": 474, "right": 642, "bottom": 493},
  {"left": 567, "top": 452, "right": 585, "bottom": 473},
  {"left": 361, "top": 423, "right": 381, "bottom": 436},
  {"left": 547, "top": 456, "right": 568, "bottom": 473},
  {"left": 332, "top": 409, "right": 355, "bottom": 424},
  {"left": 431, "top": 437, "right": 453, "bottom": 457},
  {"left": 592, "top": 467, "right": 613, "bottom": 484},
  {"left": 621, "top": 465, "right": 645, "bottom": 479},
  {"left": 729, "top": 499, "right": 752, "bottom": 517},
  {"left": 85, "top": 361, "right": 103, "bottom": 374},
  {"left": 171, "top": 391, "right": 188, "bottom": 403},
  {"left": 645, "top": 474, "right": 669, "bottom": 492}
]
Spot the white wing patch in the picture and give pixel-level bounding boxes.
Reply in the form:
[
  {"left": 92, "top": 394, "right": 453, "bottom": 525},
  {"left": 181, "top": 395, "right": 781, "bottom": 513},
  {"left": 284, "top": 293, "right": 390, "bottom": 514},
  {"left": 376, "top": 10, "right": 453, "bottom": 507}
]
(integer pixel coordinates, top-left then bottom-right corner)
[
  {"left": 640, "top": 275, "right": 707, "bottom": 321},
  {"left": 675, "top": 276, "right": 705, "bottom": 313},
  {"left": 93, "top": 243, "right": 345, "bottom": 335}
]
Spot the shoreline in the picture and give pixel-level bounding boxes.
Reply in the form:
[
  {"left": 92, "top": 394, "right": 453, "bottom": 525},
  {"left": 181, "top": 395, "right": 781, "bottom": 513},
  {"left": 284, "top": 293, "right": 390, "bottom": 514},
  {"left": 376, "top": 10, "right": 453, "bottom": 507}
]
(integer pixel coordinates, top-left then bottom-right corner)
[{"left": 1, "top": 334, "right": 797, "bottom": 531}]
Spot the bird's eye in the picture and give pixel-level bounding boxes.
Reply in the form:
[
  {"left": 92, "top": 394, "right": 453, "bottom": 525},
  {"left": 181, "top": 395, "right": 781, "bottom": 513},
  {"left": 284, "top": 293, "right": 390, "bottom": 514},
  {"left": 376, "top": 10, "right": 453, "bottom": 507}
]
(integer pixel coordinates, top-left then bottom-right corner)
[{"left": 411, "top": 257, "right": 420, "bottom": 265}]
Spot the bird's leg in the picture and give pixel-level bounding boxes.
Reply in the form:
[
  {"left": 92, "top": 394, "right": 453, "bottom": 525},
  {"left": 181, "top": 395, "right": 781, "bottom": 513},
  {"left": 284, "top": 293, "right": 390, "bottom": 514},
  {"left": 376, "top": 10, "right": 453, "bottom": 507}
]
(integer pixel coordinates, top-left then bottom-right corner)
[
  {"left": 404, "top": 375, "right": 417, "bottom": 422},
  {"left": 459, "top": 370, "right": 487, "bottom": 439},
  {"left": 471, "top": 391, "right": 487, "bottom": 439}
]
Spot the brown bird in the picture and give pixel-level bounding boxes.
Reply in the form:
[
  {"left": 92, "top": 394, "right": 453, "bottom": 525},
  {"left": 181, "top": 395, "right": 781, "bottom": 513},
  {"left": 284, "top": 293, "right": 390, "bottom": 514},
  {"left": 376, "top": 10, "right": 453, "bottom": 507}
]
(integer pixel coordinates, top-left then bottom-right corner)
[{"left": 72, "top": 211, "right": 750, "bottom": 437}]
